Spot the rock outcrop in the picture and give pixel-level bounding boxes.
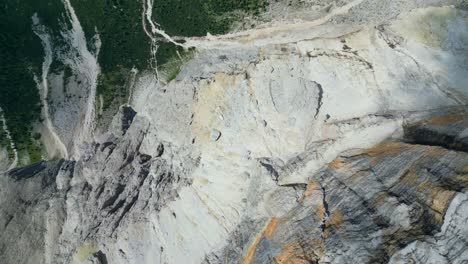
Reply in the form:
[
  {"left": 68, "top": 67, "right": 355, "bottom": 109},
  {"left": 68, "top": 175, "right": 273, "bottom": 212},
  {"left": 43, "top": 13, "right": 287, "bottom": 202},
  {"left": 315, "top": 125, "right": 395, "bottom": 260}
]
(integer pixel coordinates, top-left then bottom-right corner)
[
  {"left": 1, "top": 1, "right": 467, "bottom": 263},
  {"left": 213, "top": 117, "right": 468, "bottom": 263}
]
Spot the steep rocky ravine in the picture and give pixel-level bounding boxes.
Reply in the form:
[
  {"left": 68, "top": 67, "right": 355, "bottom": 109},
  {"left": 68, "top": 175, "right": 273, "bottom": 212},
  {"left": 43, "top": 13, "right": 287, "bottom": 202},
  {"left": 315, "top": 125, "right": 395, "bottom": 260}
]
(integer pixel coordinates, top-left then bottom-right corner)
[{"left": 1, "top": 1, "right": 467, "bottom": 263}]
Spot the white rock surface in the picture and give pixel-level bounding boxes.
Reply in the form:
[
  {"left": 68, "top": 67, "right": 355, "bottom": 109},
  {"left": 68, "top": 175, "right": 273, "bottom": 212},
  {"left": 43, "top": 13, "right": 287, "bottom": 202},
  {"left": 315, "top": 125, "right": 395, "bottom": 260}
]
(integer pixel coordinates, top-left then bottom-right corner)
[{"left": 0, "top": 1, "right": 467, "bottom": 264}]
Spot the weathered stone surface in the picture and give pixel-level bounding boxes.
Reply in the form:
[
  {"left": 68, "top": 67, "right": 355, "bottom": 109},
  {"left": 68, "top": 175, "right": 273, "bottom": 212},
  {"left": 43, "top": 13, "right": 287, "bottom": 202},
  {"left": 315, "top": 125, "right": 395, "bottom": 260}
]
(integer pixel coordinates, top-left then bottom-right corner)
[
  {"left": 225, "top": 139, "right": 467, "bottom": 263},
  {"left": 1, "top": 1, "right": 468, "bottom": 263},
  {"left": 405, "top": 113, "right": 468, "bottom": 152}
]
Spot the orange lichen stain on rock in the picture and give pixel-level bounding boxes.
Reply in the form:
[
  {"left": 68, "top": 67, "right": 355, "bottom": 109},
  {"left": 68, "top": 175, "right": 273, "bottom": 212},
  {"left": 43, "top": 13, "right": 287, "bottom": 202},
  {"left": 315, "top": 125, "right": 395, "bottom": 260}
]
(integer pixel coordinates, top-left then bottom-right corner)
[
  {"left": 273, "top": 242, "right": 298, "bottom": 264},
  {"left": 311, "top": 238, "right": 323, "bottom": 250},
  {"left": 426, "top": 113, "right": 466, "bottom": 125},
  {"left": 431, "top": 189, "right": 454, "bottom": 224},
  {"left": 273, "top": 241, "right": 314, "bottom": 264},
  {"left": 315, "top": 203, "right": 325, "bottom": 220},
  {"left": 423, "top": 182, "right": 456, "bottom": 213},
  {"left": 432, "top": 189, "right": 455, "bottom": 214},
  {"left": 299, "top": 181, "right": 320, "bottom": 204},
  {"left": 421, "top": 145, "right": 446, "bottom": 157},
  {"left": 304, "top": 181, "right": 319, "bottom": 197},
  {"left": 329, "top": 158, "right": 345, "bottom": 169},
  {"left": 416, "top": 180, "right": 456, "bottom": 224},
  {"left": 398, "top": 165, "right": 432, "bottom": 188},
  {"left": 326, "top": 210, "right": 344, "bottom": 228},
  {"left": 367, "top": 141, "right": 410, "bottom": 156},
  {"left": 240, "top": 230, "right": 264, "bottom": 264},
  {"left": 241, "top": 217, "right": 278, "bottom": 264},
  {"left": 265, "top": 217, "right": 280, "bottom": 240}
]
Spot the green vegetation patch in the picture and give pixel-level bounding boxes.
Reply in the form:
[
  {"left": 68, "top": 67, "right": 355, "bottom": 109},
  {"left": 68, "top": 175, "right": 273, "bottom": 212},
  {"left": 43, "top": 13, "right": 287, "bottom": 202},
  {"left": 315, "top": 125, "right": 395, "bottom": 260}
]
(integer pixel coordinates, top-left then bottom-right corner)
[
  {"left": 97, "top": 67, "right": 129, "bottom": 111},
  {"left": 158, "top": 44, "right": 195, "bottom": 82},
  {"left": 70, "top": 0, "right": 151, "bottom": 72},
  {"left": 0, "top": 0, "right": 65, "bottom": 163},
  {"left": 459, "top": 0, "right": 468, "bottom": 10},
  {"left": 0, "top": 0, "right": 269, "bottom": 166},
  {"left": 153, "top": 0, "right": 269, "bottom": 36},
  {"left": 70, "top": 0, "right": 151, "bottom": 112},
  {"left": 71, "top": 0, "right": 268, "bottom": 110}
]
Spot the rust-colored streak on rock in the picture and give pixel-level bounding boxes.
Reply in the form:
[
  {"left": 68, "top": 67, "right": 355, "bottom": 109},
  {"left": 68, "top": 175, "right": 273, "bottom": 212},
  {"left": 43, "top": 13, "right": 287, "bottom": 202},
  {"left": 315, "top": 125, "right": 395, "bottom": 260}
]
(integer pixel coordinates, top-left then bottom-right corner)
[
  {"left": 304, "top": 181, "right": 319, "bottom": 197},
  {"left": 315, "top": 203, "right": 325, "bottom": 220},
  {"left": 366, "top": 141, "right": 410, "bottom": 157},
  {"left": 240, "top": 230, "right": 263, "bottom": 264},
  {"left": 274, "top": 241, "right": 311, "bottom": 264},
  {"left": 421, "top": 146, "right": 445, "bottom": 157},
  {"left": 432, "top": 190, "right": 455, "bottom": 214},
  {"left": 300, "top": 181, "right": 320, "bottom": 204},
  {"left": 265, "top": 217, "right": 280, "bottom": 240},
  {"left": 241, "top": 217, "right": 277, "bottom": 264},
  {"left": 416, "top": 180, "right": 456, "bottom": 224},
  {"left": 329, "top": 158, "right": 345, "bottom": 169},
  {"left": 426, "top": 113, "right": 466, "bottom": 125},
  {"left": 398, "top": 169, "right": 418, "bottom": 185},
  {"left": 311, "top": 238, "right": 322, "bottom": 249},
  {"left": 326, "top": 210, "right": 344, "bottom": 228},
  {"left": 273, "top": 242, "right": 296, "bottom": 264}
]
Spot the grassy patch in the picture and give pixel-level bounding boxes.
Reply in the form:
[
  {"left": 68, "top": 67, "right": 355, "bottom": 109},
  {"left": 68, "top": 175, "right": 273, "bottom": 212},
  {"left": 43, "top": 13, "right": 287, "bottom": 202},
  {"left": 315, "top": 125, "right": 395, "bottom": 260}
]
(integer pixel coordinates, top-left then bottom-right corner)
[
  {"left": 97, "top": 67, "right": 129, "bottom": 111},
  {"left": 159, "top": 47, "right": 195, "bottom": 82}
]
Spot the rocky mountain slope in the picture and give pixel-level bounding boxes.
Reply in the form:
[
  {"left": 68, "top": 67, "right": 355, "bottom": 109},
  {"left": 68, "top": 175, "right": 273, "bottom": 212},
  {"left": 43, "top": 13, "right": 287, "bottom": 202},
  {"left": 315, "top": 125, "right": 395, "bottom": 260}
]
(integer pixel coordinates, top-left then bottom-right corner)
[{"left": 0, "top": 0, "right": 467, "bottom": 263}]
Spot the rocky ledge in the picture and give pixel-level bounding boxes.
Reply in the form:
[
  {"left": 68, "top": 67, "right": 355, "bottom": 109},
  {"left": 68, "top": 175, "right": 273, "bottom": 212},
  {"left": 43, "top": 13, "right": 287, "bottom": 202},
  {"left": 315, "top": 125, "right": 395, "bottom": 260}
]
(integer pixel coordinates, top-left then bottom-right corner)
[
  {"left": 1, "top": 1, "right": 467, "bottom": 263},
  {"left": 212, "top": 112, "right": 468, "bottom": 264}
]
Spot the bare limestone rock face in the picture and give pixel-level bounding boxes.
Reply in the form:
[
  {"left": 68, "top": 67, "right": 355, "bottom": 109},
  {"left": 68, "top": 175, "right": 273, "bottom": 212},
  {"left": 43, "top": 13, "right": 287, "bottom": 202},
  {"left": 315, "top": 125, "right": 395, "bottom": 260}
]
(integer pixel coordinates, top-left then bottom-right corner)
[
  {"left": 1, "top": 1, "right": 468, "bottom": 263},
  {"left": 215, "top": 124, "right": 468, "bottom": 263}
]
